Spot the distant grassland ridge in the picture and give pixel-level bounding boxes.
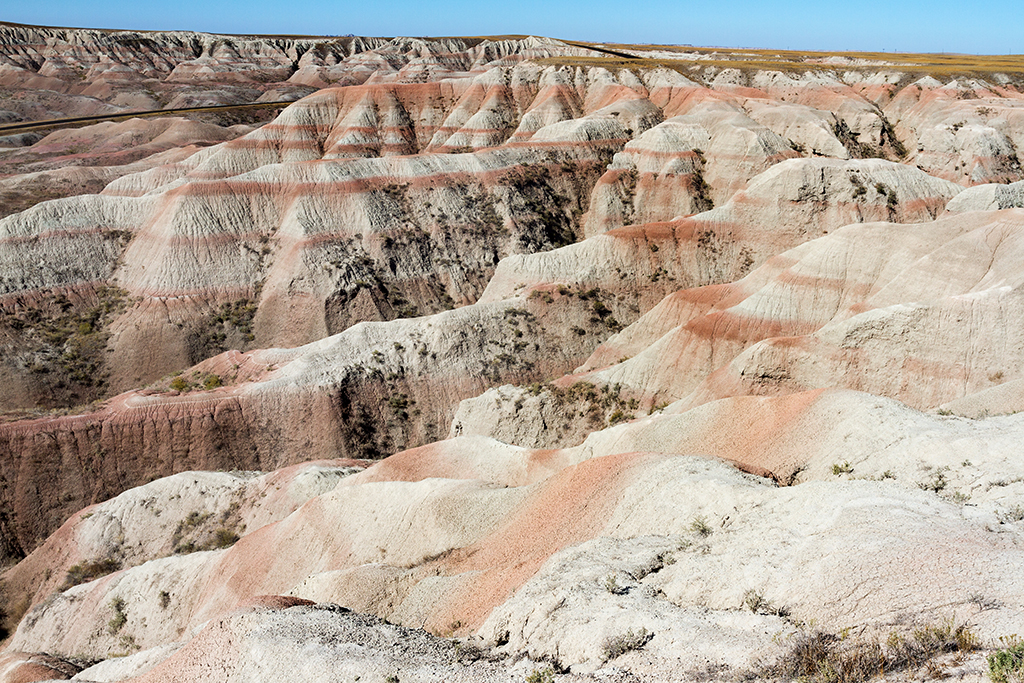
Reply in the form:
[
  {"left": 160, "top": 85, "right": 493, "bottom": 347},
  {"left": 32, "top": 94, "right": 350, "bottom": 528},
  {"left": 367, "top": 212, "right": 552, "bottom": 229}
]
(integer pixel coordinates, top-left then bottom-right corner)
[{"left": 550, "top": 40, "right": 1024, "bottom": 79}]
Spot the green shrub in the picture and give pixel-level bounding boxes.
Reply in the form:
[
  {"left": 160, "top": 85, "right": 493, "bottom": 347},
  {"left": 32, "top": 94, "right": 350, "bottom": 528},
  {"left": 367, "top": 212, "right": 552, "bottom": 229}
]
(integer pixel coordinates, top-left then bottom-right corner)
[
  {"left": 107, "top": 596, "right": 127, "bottom": 634},
  {"left": 169, "top": 377, "right": 189, "bottom": 392},
  {"left": 63, "top": 558, "right": 120, "bottom": 590},
  {"left": 171, "top": 508, "right": 241, "bottom": 554},
  {"left": 116, "top": 633, "right": 140, "bottom": 655},
  {"left": 998, "top": 506, "right": 1024, "bottom": 524},
  {"left": 211, "top": 528, "right": 240, "bottom": 549},
  {"left": 171, "top": 511, "right": 212, "bottom": 553},
  {"left": 525, "top": 667, "right": 555, "bottom": 683},
  {"left": 386, "top": 393, "right": 413, "bottom": 421},
  {"left": 989, "top": 638, "right": 1024, "bottom": 683},
  {"left": 603, "top": 574, "right": 627, "bottom": 595},
  {"left": 608, "top": 409, "right": 632, "bottom": 425},
  {"left": 920, "top": 470, "right": 948, "bottom": 493},
  {"left": 743, "top": 589, "right": 790, "bottom": 618},
  {"left": 690, "top": 515, "right": 713, "bottom": 537},
  {"left": 602, "top": 627, "right": 652, "bottom": 661},
  {"left": 202, "top": 374, "right": 222, "bottom": 390}
]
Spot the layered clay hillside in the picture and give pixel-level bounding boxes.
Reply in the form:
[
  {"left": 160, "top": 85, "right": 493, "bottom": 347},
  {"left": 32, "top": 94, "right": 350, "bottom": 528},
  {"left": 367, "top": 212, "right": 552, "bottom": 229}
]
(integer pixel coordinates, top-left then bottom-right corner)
[{"left": 1, "top": 23, "right": 1024, "bottom": 683}]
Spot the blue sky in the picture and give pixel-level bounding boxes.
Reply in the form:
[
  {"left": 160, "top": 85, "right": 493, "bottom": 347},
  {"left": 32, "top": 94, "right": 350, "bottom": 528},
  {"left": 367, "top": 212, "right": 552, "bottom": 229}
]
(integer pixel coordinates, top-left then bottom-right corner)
[{"left": 6, "top": 0, "right": 1021, "bottom": 54}]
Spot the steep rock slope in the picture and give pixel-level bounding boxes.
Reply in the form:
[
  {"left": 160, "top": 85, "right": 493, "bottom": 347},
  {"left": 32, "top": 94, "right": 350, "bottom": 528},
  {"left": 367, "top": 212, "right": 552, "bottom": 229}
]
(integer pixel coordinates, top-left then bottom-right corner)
[
  {"left": 13, "top": 53, "right": 1024, "bottom": 414},
  {"left": 456, "top": 208, "right": 1024, "bottom": 450},
  {"left": 0, "top": 24, "right": 602, "bottom": 120},
  {"left": 886, "top": 76, "right": 1024, "bottom": 185},
  {"left": 0, "top": 117, "right": 250, "bottom": 220},
  {"left": 5, "top": 54, "right": 1022, "bottom": 568},
  {"left": 0, "top": 291, "right": 619, "bottom": 561},
  {"left": 0, "top": 461, "right": 363, "bottom": 613},
  {"left": 5, "top": 390, "right": 1024, "bottom": 677},
  {"left": 0, "top": 139, "right": 966, "bottom": 559}
]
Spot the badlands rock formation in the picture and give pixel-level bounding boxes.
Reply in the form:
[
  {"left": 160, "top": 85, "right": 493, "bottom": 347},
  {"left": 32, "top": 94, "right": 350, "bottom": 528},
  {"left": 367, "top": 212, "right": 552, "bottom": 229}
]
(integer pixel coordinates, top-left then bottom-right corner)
[{"left": 2, "top": 24, "right": 1024, "bottom": 683}]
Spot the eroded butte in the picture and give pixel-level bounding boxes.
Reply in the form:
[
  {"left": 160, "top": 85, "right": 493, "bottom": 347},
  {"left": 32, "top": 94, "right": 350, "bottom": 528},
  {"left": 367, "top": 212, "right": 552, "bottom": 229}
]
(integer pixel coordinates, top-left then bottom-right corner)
[{"left": 1, "top": 24, "right": 1023, "bottom": 683}]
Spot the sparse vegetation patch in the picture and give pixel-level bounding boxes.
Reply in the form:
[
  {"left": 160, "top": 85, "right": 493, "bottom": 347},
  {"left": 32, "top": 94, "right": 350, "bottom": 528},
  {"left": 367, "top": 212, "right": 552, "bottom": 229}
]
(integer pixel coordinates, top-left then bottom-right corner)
[
  {"left": 602, "top": 627, "right": 652, "bottom": 661},
  {"left": 539, "top": 379, "right": 639, "bottom": 427},
  {"left": 0, "top": 285, "right": 128, "bottom": 407},
  {"left": 989, "top": 636, "right": 1024, "bottom": 683},
  {"left": 689, "top": 515, "right": 713, "bottom": 537},
  {"left": 603, "top": 574, "right": 628, "bottom": 595},
  {"left": 525, "top": 666, "right": 555, "bottom": 683},
  {"left": 743, "top": 589, "right": 790, "bottom": 618},
  {"left": 171, "top": 507, "right": 242, "bottom": 554},
  {"left": 63, "top": 557, "right": 121, "bottom": 590},
  {"left": 107, "top": 596, "right": 127, "bottom": 634},
  {"left": 832, "top": 461, "right": 853, "bottom": 475},
  {"left": 191, "top": 298, "right": 258, "bottom": 360},
  {"left": 764, "top": 619, "right": 980, "bottom": 683}
]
